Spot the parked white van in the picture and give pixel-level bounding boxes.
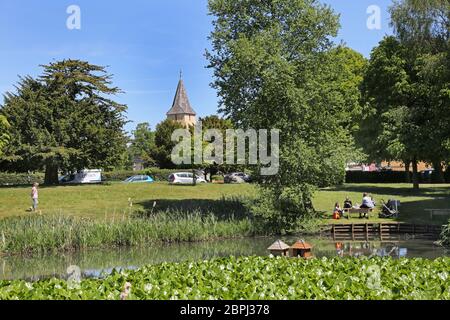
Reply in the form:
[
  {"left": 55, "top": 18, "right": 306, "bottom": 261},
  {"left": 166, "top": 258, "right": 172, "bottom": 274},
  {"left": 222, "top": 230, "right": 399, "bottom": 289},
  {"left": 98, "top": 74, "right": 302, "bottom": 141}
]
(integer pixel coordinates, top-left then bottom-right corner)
[
  {"left": 168, "top": 172, "right": 207, "bottom": 185},
  {"left": 59, "top": 169, "right": 102, "bottom": 184}
]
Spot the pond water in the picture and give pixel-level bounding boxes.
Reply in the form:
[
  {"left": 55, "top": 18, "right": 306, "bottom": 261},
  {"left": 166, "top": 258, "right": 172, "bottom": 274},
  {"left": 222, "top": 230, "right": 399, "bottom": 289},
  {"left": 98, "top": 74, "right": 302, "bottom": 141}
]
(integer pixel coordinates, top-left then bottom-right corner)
[{"left": 1, "top": 236, "right": 448, "bottom": 281}]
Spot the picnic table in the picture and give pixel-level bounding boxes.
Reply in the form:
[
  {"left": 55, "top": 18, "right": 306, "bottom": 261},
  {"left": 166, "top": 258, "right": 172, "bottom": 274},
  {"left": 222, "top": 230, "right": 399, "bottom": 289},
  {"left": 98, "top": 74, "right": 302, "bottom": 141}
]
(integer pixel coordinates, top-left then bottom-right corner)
[
  {"left": 425, "top": 209, "right": 450, "bottom": 220},
  {"left": 343, "top": 207, "right": 372, "bottom": 220}
]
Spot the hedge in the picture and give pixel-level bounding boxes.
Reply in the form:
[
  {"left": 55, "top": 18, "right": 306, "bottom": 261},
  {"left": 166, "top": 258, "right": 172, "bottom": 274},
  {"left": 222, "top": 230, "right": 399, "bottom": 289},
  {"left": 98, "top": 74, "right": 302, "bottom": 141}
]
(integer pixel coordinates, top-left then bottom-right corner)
[
  {"left": 102, "top": 169, "right": 180, "bottom": 182},
  {"left": 0, "top": 173, "right": 45, "bottom": 186},
  {"left": 346, "top": 171, "right": 450, "bottom": 184},
  {"left": 0, "top": 169, "right": 179, "bottom": 186}
]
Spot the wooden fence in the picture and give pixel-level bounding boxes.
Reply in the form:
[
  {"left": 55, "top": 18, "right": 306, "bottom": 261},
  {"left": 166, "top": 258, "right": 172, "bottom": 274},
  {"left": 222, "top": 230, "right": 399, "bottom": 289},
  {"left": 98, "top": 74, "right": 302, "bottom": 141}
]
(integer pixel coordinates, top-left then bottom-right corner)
[{"left": 320, "top": 223, "right": 443, "bottom": 241}]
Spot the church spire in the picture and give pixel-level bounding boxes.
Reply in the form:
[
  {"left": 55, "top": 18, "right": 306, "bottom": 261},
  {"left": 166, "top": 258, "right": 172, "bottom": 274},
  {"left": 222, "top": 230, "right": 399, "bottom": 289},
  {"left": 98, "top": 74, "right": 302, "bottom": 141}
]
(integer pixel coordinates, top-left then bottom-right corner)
[{"left": 166, "top": 75, "right": 196, "bottom": 117}]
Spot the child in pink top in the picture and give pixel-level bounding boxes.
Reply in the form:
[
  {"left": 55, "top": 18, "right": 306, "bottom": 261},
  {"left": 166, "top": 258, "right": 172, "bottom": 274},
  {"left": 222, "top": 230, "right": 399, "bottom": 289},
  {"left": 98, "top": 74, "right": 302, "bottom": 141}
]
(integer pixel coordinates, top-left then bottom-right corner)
[{"left": 31, "top": 183, "right": 39, "bottom": 212}]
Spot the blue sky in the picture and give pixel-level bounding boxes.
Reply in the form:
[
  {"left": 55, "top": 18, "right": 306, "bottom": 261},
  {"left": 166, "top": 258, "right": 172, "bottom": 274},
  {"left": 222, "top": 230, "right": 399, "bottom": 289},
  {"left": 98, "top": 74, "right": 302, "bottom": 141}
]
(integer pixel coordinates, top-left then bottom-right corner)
[{"left": 0, "top": 0, "right": 394, "bottom": 134}]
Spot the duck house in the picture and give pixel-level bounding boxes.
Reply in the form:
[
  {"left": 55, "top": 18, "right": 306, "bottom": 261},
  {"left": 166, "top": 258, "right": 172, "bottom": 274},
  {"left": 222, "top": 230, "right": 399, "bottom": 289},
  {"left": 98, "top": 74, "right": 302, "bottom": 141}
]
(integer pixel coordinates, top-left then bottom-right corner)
[
  {"left": 290, "top": 240, "right": 313, "bottom": 259},
  {"left": 267, "top": 240, "right": 290, "bottom": 257}
]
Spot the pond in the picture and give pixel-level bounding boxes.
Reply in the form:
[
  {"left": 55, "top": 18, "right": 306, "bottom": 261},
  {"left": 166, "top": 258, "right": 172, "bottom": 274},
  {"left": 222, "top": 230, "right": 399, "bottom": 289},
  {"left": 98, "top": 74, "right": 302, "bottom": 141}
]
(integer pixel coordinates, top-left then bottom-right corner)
[{"left": 1, "top": 236, "right": 448, "bottom": 281}]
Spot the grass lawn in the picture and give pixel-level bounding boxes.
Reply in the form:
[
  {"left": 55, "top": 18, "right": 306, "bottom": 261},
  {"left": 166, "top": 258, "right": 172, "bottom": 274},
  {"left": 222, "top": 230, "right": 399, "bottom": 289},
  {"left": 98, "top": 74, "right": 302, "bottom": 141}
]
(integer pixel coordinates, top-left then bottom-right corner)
[
  {"left": 316, "top": 184, "right": 450, "bottom": 225},
  {"left": 0, "top": 182, "right": 449, "bottom": 225},
  {"left": 0, "top": 182, "right": 256, "bottom": 220}
]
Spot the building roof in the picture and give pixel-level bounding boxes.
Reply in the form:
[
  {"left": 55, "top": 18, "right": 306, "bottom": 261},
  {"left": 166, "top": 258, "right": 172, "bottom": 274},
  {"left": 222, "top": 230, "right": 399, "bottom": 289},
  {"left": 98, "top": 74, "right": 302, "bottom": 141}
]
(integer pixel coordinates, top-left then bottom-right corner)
[
  {"left": 290, "top": 240, "right": 313, "bottom": 250},
  {"left": 267, "top": 240, "right": 290, "bottom": 251},
  {"left": 167, "top": 78, "right": 196, "bottom": 116}
]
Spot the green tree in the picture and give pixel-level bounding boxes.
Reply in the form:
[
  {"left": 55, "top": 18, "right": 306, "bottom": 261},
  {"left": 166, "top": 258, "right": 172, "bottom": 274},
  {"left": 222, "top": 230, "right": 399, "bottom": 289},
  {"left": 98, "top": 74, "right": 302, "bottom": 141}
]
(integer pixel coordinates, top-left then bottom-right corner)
[
  {"left": 360, "top": 36, "right": 430, "bottom": 189},
  {"left": 152, "top": 119, "right": 185, "bottom": 169},
  {"left": 207, "top": 0, "right": 362, "bottom": 232},
  {"left": 196, "top": 115, "right": 236, "bottom": 180},
  {"left": 0, "top": 115, "right": 9, "bottom": 157},
  {"left": 390, "top": 0, "right": 450, "bottom": 181},
  {"left": 359, "top": 1, "right": 450, "bottom": 188},
  {"left": 0, "top": 60, "right": 128, "bottom": 184},
  {"left": 129, "top": 122, "right": 156, "bottom": 168}
]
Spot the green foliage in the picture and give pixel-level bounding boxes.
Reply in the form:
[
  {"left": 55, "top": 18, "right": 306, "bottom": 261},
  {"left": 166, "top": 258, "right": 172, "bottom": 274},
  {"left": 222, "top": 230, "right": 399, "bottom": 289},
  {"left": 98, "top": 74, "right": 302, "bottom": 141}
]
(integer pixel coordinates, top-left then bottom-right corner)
[
  {"left": 0, "top": 213, "right": 258, "bottom": 256},
  {"left": 152, "top": 119, "right": 186, "bottom": 169},
  {"left": 195, "top": 115, "right": 240, "bottom": 177},
  {"left": 438, "top": 219, "right": 450, "bottom": 247},
  {"left": 0, "top": 60, "right": 128, "bottom": 184},
  {"left": 249, "top": 187, "right": 318, "bottom": 234},
  {"left": 1, "top": 256, "right": 449, "bottom": 300},
  {"left": 207, "top": 0, "right": 363, "bottom": 231},
  {"left": 346, "top": 171, "right": 450, "bottom": 184},
  {"left": 102, "top": 169, "right": 180, "bottom": 182},
  {"left": 346, "top": 171, "right": 410, "bottom": 184},
  {"left": 360, "top": 0, "right": 450, "bottom": 189},
  {"left": 360, "top": 37, "right": 413, "bottom": 163},
  {"left": 327, "top": 46, "right": 368, "bottom": 136},
  {"left": 128, "top": 123, "right": 156, "bottom": 168},
  {"left": 389, "top": 0, "right": 449, "bottom": 53},
  {"left": 0, "top": 115, "right": 9, "bottom": 157},
  {"left": 211, "top": 175, "right": 224, "bottom": 181},
  {"left": 0, "top": 172, "right": 44, "bottom": 186}
]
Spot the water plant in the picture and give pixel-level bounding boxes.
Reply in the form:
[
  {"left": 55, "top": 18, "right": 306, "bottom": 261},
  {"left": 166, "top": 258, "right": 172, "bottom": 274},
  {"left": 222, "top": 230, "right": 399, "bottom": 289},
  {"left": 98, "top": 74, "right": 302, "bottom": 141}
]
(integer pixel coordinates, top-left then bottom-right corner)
[{"left": 0, "top": 256, "right": 449, "bottom": 300}]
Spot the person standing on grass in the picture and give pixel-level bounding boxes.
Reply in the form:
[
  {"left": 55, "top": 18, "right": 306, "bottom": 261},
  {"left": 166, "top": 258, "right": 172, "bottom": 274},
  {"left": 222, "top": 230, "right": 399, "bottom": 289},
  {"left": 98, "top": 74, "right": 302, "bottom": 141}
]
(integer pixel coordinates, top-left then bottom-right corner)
[{"left": 31, "top": 182, "right": 39, "bottom": 212}]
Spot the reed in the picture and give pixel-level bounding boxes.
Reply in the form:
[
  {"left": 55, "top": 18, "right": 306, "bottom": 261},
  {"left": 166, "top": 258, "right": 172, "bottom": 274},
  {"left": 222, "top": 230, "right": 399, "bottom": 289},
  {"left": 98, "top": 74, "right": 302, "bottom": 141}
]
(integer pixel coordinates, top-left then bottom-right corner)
[
  {"left": 0, "top": 210, "right": 263, "bottom": 255},
  {"left": 438, "top": 219, "right": 450, "bottom": 247}
]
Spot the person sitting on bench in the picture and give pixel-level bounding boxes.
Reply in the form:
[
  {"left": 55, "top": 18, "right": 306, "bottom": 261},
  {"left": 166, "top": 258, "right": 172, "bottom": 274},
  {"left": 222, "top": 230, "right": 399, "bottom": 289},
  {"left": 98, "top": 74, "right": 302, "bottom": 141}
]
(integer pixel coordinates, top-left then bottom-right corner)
[
  {"left": 333, "top": 202, "right": 344, "bottom": 219},
  {"left": 360, "top": 193, "right": 375, "bottom": 218},
  {"left": 343, "top": 197, "right": 353, "bottom": 210}
]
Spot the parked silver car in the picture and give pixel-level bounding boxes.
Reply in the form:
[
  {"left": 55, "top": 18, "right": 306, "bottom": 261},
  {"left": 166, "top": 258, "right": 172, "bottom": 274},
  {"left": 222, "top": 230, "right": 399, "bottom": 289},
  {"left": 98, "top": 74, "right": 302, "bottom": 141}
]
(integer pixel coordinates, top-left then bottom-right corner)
[{"left": 168, "top": 172, "right": 207, "bottom": 185}]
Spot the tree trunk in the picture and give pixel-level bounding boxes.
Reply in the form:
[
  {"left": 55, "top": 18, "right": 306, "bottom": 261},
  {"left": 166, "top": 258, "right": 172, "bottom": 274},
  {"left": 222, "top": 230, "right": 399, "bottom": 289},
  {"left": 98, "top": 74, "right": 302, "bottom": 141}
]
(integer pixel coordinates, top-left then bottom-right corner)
[
  {"left": 412, "top": 157, "right": 419, "bottom": 190},
  {"left": 404, "top": 161, "right": 411, "bottom": 183},
  {"left": 44, "top": 163, "right": 59, "bottom": 185},
  {"left": 192, "top": 168, "right": 197, "bottom": 186},
  {"left": 433, "top": 160, "right": 444, "bottom": 183}
]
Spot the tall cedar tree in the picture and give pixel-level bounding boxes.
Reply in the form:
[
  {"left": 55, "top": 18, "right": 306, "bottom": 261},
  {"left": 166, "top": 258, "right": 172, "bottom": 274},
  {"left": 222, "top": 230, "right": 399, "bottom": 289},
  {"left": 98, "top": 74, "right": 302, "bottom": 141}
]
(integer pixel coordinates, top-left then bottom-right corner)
[{"left": 0, "top": 60, "right": 128, "bottom": 184}]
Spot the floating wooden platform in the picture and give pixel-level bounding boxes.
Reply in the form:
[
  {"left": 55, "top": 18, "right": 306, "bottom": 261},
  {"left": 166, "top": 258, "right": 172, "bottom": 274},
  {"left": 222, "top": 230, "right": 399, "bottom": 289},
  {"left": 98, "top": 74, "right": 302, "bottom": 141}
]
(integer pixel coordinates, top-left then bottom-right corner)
[{"left": 320, "top": 223, "right": 443, "bottom": 241}]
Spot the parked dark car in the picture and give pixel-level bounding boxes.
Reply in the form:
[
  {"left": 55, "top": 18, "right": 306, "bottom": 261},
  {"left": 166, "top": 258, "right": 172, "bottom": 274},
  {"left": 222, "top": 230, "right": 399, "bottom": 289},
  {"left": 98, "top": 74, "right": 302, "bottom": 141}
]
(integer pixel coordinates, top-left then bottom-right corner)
[{"left": 224, "top": 172, "right": 251, "bottom": 184}]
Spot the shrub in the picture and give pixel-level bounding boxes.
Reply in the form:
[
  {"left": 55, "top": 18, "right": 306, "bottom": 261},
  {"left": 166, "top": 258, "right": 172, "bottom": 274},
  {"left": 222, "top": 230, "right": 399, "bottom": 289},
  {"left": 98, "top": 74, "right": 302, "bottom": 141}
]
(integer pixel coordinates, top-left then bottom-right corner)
[
  {"left": 102, "top": 168, "right": 179, "bottom": 182},
  {"left": 250, "top": 186, "right": 319, "bottom": 234},
  {"left": 211, "top": 175, "right": 224, "bottom": 181},
  {"left": 345, "top": 171, "right": 408, "bottom": 183},
  {"left": 0, "top": 172, "right": 44, "bottom": 186},
  {"left": 346, "top": 170, "right": 450, "bottom": 184}
]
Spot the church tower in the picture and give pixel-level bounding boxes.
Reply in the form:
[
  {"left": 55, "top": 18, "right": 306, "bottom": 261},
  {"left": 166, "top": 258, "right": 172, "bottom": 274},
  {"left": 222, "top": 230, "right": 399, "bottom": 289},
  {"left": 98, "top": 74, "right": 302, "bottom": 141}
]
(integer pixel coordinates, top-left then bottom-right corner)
[{"left": 166, "top": 73, "right": 197, "bottom": 127}]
